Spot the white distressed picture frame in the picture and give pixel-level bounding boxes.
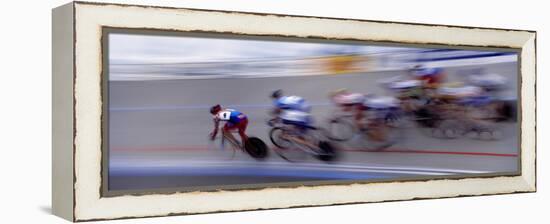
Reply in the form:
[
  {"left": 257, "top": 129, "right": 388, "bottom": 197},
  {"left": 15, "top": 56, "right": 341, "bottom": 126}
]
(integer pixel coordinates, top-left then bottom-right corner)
[{"left": 52, "top": 1, "right": 536, "bottom": 222}]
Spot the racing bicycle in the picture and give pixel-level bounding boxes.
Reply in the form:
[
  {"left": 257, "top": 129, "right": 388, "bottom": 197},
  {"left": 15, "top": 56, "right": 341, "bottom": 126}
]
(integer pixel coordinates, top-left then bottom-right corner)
[
  {"left": 210, "top": 131, "right": 269, "bottom": 160},
  {"left": 267, "top": 118, "right": 337, "bottom": 162},
  {"left": 325, "top": 108, "right": 404, "bottom": 151}
]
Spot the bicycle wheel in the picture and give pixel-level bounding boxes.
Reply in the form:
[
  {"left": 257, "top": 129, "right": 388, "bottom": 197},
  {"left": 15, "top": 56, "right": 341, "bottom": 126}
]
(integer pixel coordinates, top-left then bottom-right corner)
[
  {"left": 468, "top": 123, "right": 502, "bottom": 141},
  {"left": 244, "top": 137, "right": 268, "bottom": 159},
  {"left": 414, "top": 108, "right": 440, "bottom": 128},
  {"left": 362, "top": 123, "right": 402, "bottom": 151},
  {"left": 269, "top": 127, "right": 293, "bottom": 148},
  {"left": 431, "top": 119, "right": 466, "bottom": 139},
  {"left": 273, "top": 144, "right": 308, "bottom": 162},
  {"left": 316, "top": 141, "right": 337, "bottom": 161},
  {"left": 326, "top": 117, "right": 355, "bottom": 141}
]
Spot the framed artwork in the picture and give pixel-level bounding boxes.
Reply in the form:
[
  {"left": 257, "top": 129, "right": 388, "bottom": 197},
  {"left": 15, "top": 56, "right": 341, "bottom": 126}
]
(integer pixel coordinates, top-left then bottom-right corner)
[{"left": 52, "top": 1, "right": 536, "bottom": 222}]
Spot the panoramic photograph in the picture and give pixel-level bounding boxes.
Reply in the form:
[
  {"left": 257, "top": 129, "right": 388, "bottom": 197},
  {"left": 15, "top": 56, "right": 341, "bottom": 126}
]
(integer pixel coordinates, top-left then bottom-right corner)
[{"left": 105, "top": 32, "right": 519, "bottom": 192}]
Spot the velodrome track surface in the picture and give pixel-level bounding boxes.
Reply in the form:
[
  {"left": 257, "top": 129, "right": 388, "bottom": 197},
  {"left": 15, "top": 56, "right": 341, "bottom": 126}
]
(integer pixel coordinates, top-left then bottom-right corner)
[{"left": 108, "top": 62, "right": 519, "bottom": 191}]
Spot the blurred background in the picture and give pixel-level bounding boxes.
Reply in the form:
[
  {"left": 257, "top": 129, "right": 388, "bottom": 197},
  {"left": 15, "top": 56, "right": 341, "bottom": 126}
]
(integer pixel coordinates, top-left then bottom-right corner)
[{"left": 107, "top": 33, "right": 519, "bottom": 191}]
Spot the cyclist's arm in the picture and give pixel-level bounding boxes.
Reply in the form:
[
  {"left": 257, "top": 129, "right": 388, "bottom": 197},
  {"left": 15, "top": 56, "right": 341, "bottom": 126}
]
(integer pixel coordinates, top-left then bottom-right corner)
[
  {"left": 210, "top": 117, "right": 220, "bottom": 138},
  {"left": 270, "top": 107, "right": 281, "bottom": 116}
]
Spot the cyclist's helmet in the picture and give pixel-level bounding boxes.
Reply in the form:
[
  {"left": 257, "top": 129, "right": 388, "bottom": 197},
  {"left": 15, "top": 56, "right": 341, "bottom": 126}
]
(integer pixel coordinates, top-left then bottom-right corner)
[
  {"left": 271, "top": 89, "right": 283, "bottom": 99},
  {"left": 210, "top": 104, "right": 222, "bottom": 115}
]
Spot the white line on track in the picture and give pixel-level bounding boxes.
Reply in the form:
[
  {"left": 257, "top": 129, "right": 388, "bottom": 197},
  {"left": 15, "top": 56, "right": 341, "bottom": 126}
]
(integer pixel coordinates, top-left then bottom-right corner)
[{"left": 111, "top": 160, "right": 493, "bottom": 176}]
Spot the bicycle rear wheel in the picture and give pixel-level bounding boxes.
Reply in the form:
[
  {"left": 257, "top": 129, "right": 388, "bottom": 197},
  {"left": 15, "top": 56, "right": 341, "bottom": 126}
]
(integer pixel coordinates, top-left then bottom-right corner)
[
  {"left": 362, "top": 123, "right": 402, "bottom": 151},
  {"left": 316, "top": 141, "right": 337, "bottom": 161},
  {"left": 431, "top": 119, "right": 466, "bottom": 139},
  {"left": 244, "top": 137, "right": 268, "bottom": 159}
]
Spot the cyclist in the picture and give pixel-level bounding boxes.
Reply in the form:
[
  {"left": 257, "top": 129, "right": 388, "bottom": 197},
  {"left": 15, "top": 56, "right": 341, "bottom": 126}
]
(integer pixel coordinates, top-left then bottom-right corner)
[
  {"left": 466, "top": 69, "right": 507, "bottom": 92},
  {"left": 363, "top": 95, "right": 400, "bottom": 142},
  {"left": 270, "top": 89, "right": 310, "bottom": 123},
  {"left": 409, "top": 65, "right": 446, "bottom": 89},
  {"left": 465, "top": 69, "right": 511, "bottom": 121},
  {"left": 271, "top": 90, "right": 310, "bottom": 112},
  {"left": 209, "top": 104, "right": 248, "bottom": 147},
  {"left": 386, "top": 79, "right": 425, "bottom": 113},
  {"left": 329, "top": 88, "right": 367, "bottom": 130},
  {"left": 270, "top": 90, "right": 317, "bottom": 149}
]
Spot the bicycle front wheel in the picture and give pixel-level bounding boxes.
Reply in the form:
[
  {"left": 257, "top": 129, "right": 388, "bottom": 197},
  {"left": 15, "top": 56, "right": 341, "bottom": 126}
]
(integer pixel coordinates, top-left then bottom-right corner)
[
  {"left": 326, "top": 117, "right": 355, "bottom": 141},
  {"left": 269, "top": 127, "right": 293, "bottom": 148}
]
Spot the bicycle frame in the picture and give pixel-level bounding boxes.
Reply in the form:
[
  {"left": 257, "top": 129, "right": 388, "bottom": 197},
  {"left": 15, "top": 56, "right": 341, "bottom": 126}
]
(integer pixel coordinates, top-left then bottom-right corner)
[
  {"left": 220, "top": 130, "right": 242, "bottom": 150},
  {"left": 278, "top": 126, "right": 330, "bottom": 156}
]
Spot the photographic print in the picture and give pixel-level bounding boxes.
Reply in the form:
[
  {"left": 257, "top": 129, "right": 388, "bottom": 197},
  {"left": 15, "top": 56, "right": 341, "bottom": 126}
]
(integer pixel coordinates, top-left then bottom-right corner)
[
  {"left": 104, "top": 30, "right": 520, "bottom": 193},
  {"left": 52, "top": 2, "right": 535, "bottom": 221}
]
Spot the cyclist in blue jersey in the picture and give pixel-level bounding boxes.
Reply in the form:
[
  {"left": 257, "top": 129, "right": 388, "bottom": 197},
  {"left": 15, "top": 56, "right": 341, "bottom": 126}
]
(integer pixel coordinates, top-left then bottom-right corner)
[
  {"left": 209, "top": 104, "right": 248, "bottom": 146},
  {"left": 270, "top": 90, "right": 312, "bottom": 128},
  {"left": 271, "top": 90, "right": 310, "bottom": 113},
  {"left": 270, "top": 90, "right": 318, "bottom": 149},
  {"left": 271, "top": 90, "right": 311, "bottom": 129}
]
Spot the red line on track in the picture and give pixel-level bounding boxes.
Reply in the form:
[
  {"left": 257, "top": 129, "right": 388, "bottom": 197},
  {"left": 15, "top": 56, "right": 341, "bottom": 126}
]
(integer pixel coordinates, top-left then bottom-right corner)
[{"left": 112, "top": 146, "right": 518, "bottom": 157}]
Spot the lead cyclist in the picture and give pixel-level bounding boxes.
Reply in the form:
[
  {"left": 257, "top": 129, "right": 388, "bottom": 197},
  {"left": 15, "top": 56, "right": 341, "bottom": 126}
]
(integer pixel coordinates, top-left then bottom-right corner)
[{"left": 209, "top": 104, "right": 249, "bottom": 147}]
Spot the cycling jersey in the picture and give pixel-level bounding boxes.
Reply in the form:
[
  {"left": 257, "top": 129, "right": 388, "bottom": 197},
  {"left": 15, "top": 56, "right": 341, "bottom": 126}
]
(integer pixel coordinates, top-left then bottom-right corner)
[
  {"left": 387, "top": 79, "right": 422, "bottom": 90},
  {"left": 280, "top": 110, "right": 312, "bottom": 128},
  {"left": 274, "top": 96, "right": 310, "bottom": 112},
  {"left": 333, "top": 93, "right": 365, "bottom": 105},
  {"left": 436, "top": 85, "right": 483, "bottom": 98},
  {"left": 413, "top": 67, "right": 443, "bottom": 77},
  {"left": 457, "top": 95, "right": 493, "bottom": 107},
  {"left": 364, "top": 96, "right": 400, "bottom": 109},
  {"left": 364, "top": 96, "right": 400, "bottom": 120},
  {"left": 413, "top": 67, "right": 444, "bottom": 84},
  {"left": 468, "top": 73, "right": 507, "bottom": 87},
  {"left": 214, "top": 109, "right": 247, "bottom": 124}
]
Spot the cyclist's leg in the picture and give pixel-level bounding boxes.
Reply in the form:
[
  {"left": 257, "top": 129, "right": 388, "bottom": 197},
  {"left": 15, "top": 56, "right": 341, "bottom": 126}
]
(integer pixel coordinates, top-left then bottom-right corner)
[
  {"left": 367, "top": 121, "right": 385, "bottom": 141},
  {"left": 354, "top": 104, "right": 366, "bottom": 130},
  {"left": 288, "top": 119, "right": 318, "bottom": 149},
  {"left": 222, "top": 123, "right": 240, "bottom": 147},
  {"left": 345, "top": 104, "right": 354, "bottom": 112},
  {"left": 366, "top": 111, "right": 388, "bottom": 142},
  {"left": 236, "top": 118, "right": 249, "bottom": 144}
]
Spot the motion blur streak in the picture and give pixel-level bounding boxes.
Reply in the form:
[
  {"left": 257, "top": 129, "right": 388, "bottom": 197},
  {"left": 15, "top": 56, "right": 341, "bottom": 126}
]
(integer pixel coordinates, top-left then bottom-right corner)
[{"left": 108, "top": 33, "right": 518, "bottom": 191}]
